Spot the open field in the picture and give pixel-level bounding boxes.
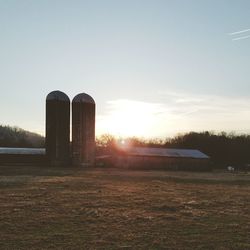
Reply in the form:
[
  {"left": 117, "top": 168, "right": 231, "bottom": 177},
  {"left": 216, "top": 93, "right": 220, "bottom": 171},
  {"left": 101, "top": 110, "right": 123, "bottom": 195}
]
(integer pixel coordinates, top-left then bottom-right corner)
[{"left": 0, "top": 166, "right": 249, "bottom": 249}]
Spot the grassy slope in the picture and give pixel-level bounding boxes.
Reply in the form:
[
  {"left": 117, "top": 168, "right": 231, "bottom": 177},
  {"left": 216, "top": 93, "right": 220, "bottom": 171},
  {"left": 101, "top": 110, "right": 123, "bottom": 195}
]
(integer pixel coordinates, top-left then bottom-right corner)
[{"left": 0, "top": 166, "right": 249, "bottom": 250}]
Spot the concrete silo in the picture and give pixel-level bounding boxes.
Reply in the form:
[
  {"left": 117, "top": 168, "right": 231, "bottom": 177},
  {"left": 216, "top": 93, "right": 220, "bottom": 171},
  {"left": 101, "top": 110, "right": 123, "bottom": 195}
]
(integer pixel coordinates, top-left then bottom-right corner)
[
  {"left": 46, "top": 90, "right": 70, "bottom": 166},
  {"left": 72, "top": 93, "right": 95, "bottom": 166}
]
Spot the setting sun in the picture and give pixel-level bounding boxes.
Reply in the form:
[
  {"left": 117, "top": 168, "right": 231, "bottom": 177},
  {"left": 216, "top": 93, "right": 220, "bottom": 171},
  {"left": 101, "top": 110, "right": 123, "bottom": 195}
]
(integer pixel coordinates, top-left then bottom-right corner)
[{"left": 97, "top": 99, "right": 167, "bottom": 137}]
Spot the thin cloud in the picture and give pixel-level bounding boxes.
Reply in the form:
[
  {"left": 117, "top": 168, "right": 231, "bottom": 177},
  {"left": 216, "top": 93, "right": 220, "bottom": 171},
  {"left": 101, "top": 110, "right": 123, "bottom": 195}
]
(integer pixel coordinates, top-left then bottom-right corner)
[
  {"left": 232, "top": 34, "right": 250, "bottom": 41},
  {"left": 96, "top": 93, "right": 250, "bottom": 138},
  {"left": 228, "top": 28, "right": 250, "bottom": 36}
]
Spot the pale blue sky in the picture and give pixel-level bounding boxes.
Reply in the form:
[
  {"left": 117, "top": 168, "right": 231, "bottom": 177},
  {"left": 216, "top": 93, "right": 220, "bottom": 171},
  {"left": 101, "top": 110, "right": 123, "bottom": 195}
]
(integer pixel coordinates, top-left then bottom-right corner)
[{"left": 1, "top": 0, "right": 250, "bottom": 138}]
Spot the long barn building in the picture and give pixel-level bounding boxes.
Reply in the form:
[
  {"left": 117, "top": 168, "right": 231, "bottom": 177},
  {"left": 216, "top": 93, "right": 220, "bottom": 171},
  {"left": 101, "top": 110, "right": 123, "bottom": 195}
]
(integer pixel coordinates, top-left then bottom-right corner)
[{"left": 113, "top": 147, "right": 210, "bottom": 171}]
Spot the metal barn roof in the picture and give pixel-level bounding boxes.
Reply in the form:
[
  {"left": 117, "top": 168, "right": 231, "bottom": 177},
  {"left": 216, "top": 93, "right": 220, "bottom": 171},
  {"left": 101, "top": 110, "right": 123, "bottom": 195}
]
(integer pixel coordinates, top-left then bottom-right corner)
[
  {"left": 0, "top": 147, "right": 45, "bottom": 155},
  {"left": 122, "top": 147, "right": 209, "bottom": 159}
]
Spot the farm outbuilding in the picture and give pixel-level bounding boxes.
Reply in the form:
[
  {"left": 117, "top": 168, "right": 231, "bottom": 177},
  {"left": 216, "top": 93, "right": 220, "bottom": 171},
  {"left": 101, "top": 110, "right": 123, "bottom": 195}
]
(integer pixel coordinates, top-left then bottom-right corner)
[
  {"left": 112, "top": 146, "right": 210, "bottom": 171},
  {"left": 0, "top": 147, "right": 46, "bottom": 165}
]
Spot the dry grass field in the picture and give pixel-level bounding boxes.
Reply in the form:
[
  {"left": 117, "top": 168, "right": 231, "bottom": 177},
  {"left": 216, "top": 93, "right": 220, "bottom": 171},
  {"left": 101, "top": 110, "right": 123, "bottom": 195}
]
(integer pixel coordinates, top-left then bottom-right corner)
[{"left": 0, "top": 166, "right": 249, "bottom": 250}]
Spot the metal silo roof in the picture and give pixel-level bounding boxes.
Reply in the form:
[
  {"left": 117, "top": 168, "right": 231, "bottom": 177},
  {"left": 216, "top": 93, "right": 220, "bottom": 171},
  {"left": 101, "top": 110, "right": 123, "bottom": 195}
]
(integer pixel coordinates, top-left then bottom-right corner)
[
  {"left": 46, "top": 90, "right": 70, "bottom": 102},
  {"left": 72, "top": 93, "right": 95, "bottom": 104}
]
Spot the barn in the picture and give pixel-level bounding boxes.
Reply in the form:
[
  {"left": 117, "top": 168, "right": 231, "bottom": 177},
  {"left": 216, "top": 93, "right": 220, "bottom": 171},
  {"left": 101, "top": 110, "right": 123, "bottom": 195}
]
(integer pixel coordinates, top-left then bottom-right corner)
[
  {"left": 0, "top": 147, "right": 46, "bottom": 165},
  {"left": 113, "top": 146, "right": 210, "bottom": 171}
]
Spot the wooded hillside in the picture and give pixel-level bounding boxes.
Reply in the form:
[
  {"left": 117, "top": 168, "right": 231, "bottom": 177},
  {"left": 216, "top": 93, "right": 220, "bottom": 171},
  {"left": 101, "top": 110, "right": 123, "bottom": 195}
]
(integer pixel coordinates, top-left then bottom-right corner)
[{"left": 0, "top": 125, "right": 44, "bottom": 148}]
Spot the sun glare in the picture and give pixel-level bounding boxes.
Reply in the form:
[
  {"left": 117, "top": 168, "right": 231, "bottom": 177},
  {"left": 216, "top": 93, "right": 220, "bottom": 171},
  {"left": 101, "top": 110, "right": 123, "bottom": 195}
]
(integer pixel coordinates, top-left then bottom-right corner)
[{"left": 97, "top": 99, "right": 168, "bottom": 137}]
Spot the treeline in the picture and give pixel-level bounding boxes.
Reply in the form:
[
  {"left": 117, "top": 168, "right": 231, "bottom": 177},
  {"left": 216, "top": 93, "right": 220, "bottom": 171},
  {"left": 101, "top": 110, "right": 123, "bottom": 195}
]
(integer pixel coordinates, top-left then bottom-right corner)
[
  {"left": 96, "top": 132, "right": 250, "bottom": 165},
  {"left": 165, "top": 131, "right": 250, "bottom": 165},
  {"left": 0, "top": 125, "right": 45, "bottom": 148},
  {"left": 1, "top": 125, "right": 250, "bottom": 165}
]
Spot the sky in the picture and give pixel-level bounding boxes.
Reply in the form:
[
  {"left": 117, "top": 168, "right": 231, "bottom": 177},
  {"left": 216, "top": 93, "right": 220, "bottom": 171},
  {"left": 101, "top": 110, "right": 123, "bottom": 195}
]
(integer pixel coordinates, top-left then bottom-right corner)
[{"left": 1, "top": 0, "right": 250, "bottom": 138}]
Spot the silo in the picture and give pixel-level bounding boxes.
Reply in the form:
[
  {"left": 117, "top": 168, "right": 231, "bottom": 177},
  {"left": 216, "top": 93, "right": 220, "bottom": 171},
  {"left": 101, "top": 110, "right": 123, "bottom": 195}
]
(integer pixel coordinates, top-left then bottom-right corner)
[
  {"left": 72, "top": 93, "right": 95, "bottom": 166},
  {"left": 46, "top": 90, "right": 70, "bottom": 166}
]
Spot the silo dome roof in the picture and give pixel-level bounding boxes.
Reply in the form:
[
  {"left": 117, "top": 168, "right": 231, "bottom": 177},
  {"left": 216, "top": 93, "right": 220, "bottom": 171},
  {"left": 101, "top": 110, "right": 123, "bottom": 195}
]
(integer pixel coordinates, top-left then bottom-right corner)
[
  {"left": 46, "top": 90, "right": 70, "bottom": 102},
  {"left": 72, "top": 93, "right": 95, "bottom": 104}
]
